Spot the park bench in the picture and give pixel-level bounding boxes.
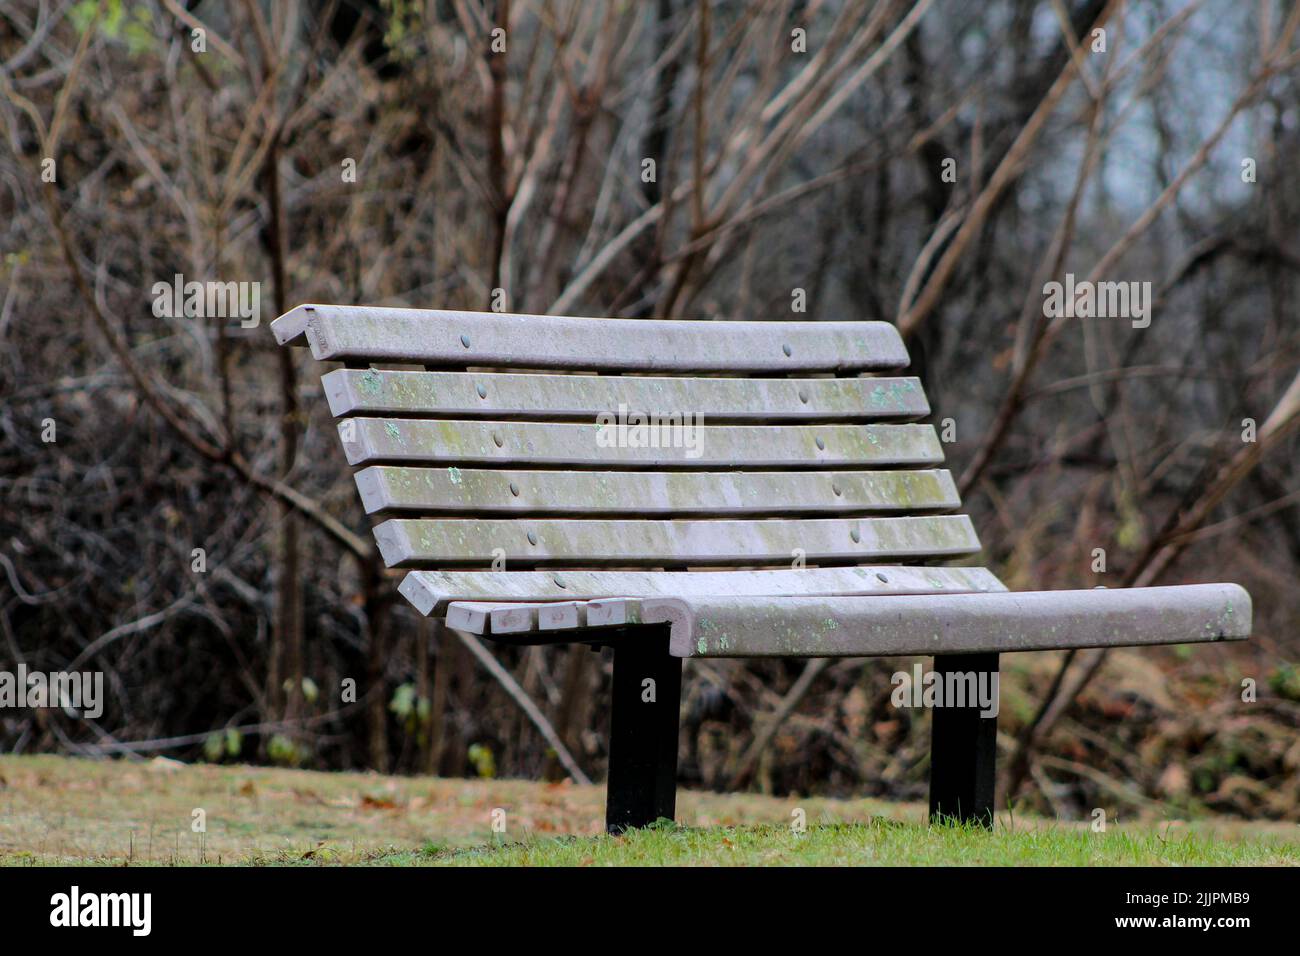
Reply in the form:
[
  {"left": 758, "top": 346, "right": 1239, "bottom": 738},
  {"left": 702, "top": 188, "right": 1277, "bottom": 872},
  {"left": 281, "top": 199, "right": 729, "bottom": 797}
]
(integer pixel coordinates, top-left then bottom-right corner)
[{"left": 273, "top": 304, "right": 1252, "bottom": 831}]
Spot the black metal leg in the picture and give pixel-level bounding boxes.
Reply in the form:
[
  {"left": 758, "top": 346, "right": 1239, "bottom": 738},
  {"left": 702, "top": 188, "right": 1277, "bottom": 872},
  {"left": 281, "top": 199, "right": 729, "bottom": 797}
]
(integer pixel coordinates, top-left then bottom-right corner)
[
  {"left": 605, "top": 628, "right": 682, "bottom": 833},
  {"left": 928, "top": 652, "right": 999, "bottom": 827}
]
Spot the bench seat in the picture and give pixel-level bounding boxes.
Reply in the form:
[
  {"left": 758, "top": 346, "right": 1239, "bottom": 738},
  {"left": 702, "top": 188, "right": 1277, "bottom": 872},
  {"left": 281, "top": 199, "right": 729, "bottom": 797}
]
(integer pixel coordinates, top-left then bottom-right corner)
[{"left": 441, "top": 584, "right": 1249, "bottom": 656}]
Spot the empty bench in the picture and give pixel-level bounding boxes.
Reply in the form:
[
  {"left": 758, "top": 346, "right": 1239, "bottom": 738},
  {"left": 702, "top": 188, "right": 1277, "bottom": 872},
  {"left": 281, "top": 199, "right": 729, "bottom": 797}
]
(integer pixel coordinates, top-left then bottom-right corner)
[{"left": 274, "top": 304, "right": 1252, "bottom": 831}]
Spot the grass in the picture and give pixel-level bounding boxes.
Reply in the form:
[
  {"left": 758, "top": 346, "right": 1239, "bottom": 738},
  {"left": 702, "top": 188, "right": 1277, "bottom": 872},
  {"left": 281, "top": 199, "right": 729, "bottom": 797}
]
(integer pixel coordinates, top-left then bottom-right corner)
[
  {"left": 1, "top": 754, "right": 1296, "bottom": 866},
  {"left": 418, "top": 820, "right": 1300, "bottom": 866}
]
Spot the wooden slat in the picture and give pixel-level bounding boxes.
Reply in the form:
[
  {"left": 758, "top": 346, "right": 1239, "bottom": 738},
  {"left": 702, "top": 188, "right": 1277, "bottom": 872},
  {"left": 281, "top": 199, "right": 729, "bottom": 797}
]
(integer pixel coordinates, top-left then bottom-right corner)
[
  {"left": 273, "top": 304, "right": 909, "bottom": 372},
  {"left": 490, "top": 604, "right": 539, "bottom": 634},
  {"left": 340, "top": 419, "right": 941, "bottom": 468},
  {"left": 640, "top": 584, "right": 1253, "bottom": 658},
  {"left": 445, "top": 602, "right": 496, "bottom": 633},
  {"left": 538, "top": 601, "right": 586, "bottom": 630},
  {"left": 354, "top": 466, "right": 960, "bottom": 515},
  {"left": 321, "top": 369, "right": 930, "bottom": 421},
  {"left": 400, "top": 566, "right": 1006, "bottom": 615},
  {"left": 587, "top": 598, "right": 643, "bottom": 627},
  {"left": 374, "top": 515, "right": 981, "bottom": 567}
]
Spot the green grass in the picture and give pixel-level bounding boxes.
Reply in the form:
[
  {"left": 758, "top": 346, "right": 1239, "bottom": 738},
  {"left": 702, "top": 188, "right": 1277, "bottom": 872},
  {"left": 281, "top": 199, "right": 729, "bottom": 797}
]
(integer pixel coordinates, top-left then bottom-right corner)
[
  {"left": 414, "top": 820, "right": 1300, "bottom": 867},
  {"left": 1, "top": 755, "right": 1296, "bottom": 866}
]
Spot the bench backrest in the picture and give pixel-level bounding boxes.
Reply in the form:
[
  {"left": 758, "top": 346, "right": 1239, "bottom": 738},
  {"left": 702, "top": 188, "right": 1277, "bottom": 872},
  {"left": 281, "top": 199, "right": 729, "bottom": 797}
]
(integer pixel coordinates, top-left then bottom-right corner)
[{"left": 273, "top": 305, "right": 999, "bottom": 605}]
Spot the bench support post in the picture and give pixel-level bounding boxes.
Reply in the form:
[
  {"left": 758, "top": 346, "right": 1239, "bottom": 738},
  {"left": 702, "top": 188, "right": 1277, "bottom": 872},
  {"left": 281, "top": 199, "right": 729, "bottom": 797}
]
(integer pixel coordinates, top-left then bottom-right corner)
[
  {"left": 928, "top": 651, "right": 999, "bottom": 827},
  {"left": 605, "top": 627, "right": 682, "bottom": 833}
]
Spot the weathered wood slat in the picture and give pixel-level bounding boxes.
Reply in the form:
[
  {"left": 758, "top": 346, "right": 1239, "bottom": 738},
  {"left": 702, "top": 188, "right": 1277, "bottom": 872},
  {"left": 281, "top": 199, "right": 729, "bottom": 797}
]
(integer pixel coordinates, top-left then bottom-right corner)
[
  {"left": 490, "top": 604, "right": 539, "bottom": 634},
  {"left": 354, "top": 466, "right": 960, "bottom": 515},
  {"left": 445, "top": 602, "right": 497, "bottom": 634},
  {"left": 538, "top": 601, "right": 586, "bottom": 630},
  {"left": 273, "top": 304, "right": 910, "bottom": 372},
  {"left": 640, "top": 584, "right": 1252, "bottom": 658},
  {"left": 401, "top": 566, "right": 1005, "bottom": 615},
  {"left": 374, "top": 515, "right": 981, "bottom": 567},
  {"left": 340, "top": 419, "right": 941, "bottom": 468},
  {"left": 587, "top": 598, "right": 643, "bottom": 628},
  {"left": 321, "top": 368, "right": 930, "bottom": 421}
]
